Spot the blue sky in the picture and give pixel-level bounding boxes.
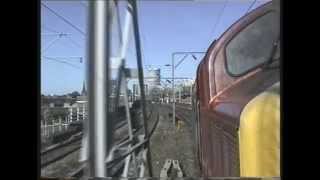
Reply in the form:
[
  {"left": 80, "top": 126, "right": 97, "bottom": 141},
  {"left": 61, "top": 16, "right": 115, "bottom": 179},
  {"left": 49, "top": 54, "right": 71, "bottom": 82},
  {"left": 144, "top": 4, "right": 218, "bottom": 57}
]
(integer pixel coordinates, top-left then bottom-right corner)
[{"left": 41, "top": 0, "right": 270, "bottom": 95}]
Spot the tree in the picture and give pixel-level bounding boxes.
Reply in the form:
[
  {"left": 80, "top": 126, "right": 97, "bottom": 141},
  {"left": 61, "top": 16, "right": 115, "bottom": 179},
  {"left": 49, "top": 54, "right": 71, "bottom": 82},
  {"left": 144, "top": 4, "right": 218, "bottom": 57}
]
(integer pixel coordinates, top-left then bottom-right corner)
[{"left": 69, "top": 91, "right": 80, "bottom": 98}]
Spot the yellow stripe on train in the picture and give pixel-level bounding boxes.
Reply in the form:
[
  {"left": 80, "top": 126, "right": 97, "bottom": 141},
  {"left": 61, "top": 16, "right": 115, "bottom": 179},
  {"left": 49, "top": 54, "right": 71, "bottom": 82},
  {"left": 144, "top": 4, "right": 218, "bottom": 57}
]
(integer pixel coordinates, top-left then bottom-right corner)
[{"left": 238, "top": 82, "right": 280, "bottom": 177}]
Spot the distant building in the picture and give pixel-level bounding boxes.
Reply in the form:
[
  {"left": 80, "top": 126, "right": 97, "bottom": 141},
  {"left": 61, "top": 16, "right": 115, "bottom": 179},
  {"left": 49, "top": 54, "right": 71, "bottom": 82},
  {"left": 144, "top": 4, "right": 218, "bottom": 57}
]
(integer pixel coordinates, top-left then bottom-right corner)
[
  {"left": 41, "top": 96, "right": 75, "bottom": 108},
  {"left": 81, "top": 81, "right": 87, "bottom": 96},
  {"left": 41, "top": 96, "right": 74, "bottom": 125},
  {"left": 41, "top": 81, "right": 88, "bottom": 124},
  {"left": 145, "top": 68, "right": 161, "bottom": 90},
  {"left": 75, "top": 81, "right": 88, "bottom": 122}
]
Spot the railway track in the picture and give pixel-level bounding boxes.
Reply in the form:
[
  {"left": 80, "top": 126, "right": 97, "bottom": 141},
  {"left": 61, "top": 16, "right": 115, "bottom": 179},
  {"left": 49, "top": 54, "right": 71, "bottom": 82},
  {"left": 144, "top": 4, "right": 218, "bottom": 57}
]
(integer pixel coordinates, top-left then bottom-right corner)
[
  {"left": 65, "top": 106, "right": 159, "bottom": 178},
  {"left": 41, "top": 139, "right": 82, "bottom": 168},
  {"left": 41, "top": 132, "right": 83, "bottom": 156},
  {"left": 41, "top": 105, "right": 156, "bottom": 178},
  {"left": 175, "top": 102, "right": 192, "bottom": 111},
  {"left": 40, "top": 111, "right": 132, "bottom": 167},
  {"left": 160, "top": 103, "right": 194, "bottom": 125},
  {"left": 41, "top": 123, "right": 130, "bottom": 169},
  {"left": 41, "top": 121, "right": 128, "bottom": 168}
]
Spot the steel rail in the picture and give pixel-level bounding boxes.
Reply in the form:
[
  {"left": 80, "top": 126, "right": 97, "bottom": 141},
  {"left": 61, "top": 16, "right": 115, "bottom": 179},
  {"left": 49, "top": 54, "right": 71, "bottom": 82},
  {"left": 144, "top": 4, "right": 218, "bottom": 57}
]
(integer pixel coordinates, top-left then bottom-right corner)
[
  {"left": 41, "top": 107, "right": 154, "bottom": 171},
  {"left": 55, "top": 108, "right": 156, "bottom": 178},
  {"left": 106, "top": 112, "right": 159, "bottom": 166},
  {"left": 41, "top": 143, "right": 82, "bottom": 168},
  {"left": 41, "top": 133, "right": 83, "bottom": 155}
]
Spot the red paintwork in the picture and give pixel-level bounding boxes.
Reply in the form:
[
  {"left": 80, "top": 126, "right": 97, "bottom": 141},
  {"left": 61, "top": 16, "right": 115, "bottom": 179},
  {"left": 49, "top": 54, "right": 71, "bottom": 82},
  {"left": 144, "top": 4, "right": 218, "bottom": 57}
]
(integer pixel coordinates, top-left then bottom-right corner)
[{"left": 194, "top": 1, "right": 280, "bottom": 177}]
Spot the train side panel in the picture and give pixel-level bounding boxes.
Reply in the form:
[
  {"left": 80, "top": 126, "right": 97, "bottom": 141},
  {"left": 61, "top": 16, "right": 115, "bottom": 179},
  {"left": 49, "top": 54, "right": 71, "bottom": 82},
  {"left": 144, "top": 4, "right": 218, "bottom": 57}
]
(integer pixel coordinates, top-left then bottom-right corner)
[{"left": 195, "top": 1, "right": 280, "bottom": 177}]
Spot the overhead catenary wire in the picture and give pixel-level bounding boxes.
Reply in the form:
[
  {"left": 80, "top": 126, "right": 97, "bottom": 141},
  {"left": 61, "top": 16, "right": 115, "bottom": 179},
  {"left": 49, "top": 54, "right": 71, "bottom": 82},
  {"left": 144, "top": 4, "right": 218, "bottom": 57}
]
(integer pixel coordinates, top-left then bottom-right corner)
[
  {"left": 245, "top": 0, "right": 257, "bottom": 14},
  {"left": 66, "top": 36, "right": 84, "bottom": 49},
  {"left": 42, "top": 56, "right": 81, "bottom": 69},
  {"left": 41, "top": 33, "right": 71, "bottom": 36},
  {"left": 45, "top": 56, "right": 83, "bottom": 63},
  {"left": 79, "top": 1, "right": 88, "bottom": 8},
  {"left": 41, "top": 32, "right": 84, "bottom": 58},
  {"left": 41, "top": 36, "right": 62, "bottom": 53},
  {"left": 42, "top": 25, "right": 60, "bottom": 33},
  {"left": 208, "top": 0, "right": 229, "bottom": 39},
  {"left": 41, "top": 2, "right": 86, "bottom": 36},
  {"left": 41, "top": 32, "right": 73, "bottom": 54}
]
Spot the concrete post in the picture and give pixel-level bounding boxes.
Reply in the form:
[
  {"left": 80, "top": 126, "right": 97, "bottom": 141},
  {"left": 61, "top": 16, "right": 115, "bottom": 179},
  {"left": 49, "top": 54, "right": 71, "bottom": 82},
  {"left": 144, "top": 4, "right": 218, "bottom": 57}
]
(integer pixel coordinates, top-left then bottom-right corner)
[
  {"left": 179, "top": 87, "right": 181, "bottom": 103},
  {"left": 82, "top": 103, "right": 86, "bottom": 121},
  {"left": 41, "top": 121, "right": 43, "bottom": 137},
  {"left": 77, "top": 107, "right": 79, "bottom": 121},
  {"left": 52, "top": 119, "right": 55, "bottom": 135},
  {"left": 44, "top": 120, "right": 47, "bottom": 137},
  {"left": 172, "top": 54, "right": 175, "bottom": 126},
  {"left": 70, "top": 108, "right": 73, "bottom": 122},
  {"left": 59, "top": 117, "right": 62, "bottom": 132},
  {"left": 190, "top": 85, "right": 193, "bottom": 104}
]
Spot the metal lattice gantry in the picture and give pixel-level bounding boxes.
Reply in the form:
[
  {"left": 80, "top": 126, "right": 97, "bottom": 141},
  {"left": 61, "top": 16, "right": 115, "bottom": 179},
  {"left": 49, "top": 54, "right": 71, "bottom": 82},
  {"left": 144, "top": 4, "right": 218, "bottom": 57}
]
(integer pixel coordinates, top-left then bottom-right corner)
[{"left": 171, "top": 52, "right": 205, "bottom": 126}]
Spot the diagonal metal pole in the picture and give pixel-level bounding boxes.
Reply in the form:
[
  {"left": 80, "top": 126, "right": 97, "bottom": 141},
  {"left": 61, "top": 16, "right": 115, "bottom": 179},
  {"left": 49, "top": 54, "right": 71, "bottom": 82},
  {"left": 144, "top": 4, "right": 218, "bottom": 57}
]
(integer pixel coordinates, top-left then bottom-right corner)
[
  {"left": 114, "top": 4, "right": 133, "bottom": 113},
  {"left": 121, "top": 70, "right": 138, "bottom": 177},
  {"left": 174, "top": 54, "right": 188, "bottom": 69},
  {"left": 129, "top": 0, "right": 153, "bottom": 176}
]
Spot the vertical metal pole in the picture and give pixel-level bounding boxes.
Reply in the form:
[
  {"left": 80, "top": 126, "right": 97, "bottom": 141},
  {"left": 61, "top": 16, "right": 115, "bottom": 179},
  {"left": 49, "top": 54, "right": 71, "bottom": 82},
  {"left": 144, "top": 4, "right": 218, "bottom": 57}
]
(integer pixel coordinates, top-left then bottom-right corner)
[
  {"left": 145, "top": 84, "right": 148, "bottom": 97},
  {"left": 139, "top": 162, "right": 145, "bottom": 177},
  {"left": 41, "top": 121, "right": 43, "bottom": 137},
  {"left": 82, "top": 103, "right": 86, "bottom": 122},
  {"left": 44, "top": 122, "right": 46, "bottom": 137},
  {"left": 87, "top": 0, "right": 110, "bottom": 177},
  {"left": 190, "top": 83, "right": 193, "bottom": 104},
  {"left": 139, "top": 149, "right": 147, "bottom": 177},
  {"left": 130, "top": 0, "right": 153, "bottom": 176},
  {"left": 52, "top": 120, "right": 55, "bottom": 135},
  {"left": 179, "top": 86, "right": 181, "bottom": 103},
  {"left": 133, "top": 84, "right": 135, "bottom": 101},
  {"left": 172, "top": 53, "right": 175, "bottom": 127}
]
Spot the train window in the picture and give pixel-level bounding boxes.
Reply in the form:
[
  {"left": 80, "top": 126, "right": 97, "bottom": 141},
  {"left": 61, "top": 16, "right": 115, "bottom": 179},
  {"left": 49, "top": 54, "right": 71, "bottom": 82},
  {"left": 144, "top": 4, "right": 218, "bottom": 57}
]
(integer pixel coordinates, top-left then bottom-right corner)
[{"left": 225, "top": 12, "right": 278, "bottom": 76}]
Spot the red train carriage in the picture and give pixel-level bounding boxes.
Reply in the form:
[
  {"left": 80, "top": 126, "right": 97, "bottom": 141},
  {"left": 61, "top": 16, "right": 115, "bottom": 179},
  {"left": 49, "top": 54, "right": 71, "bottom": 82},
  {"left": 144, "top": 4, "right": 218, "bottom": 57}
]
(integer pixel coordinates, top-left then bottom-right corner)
[{"left": 193, "top": 0, "right": 280, "bottom": 177}]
